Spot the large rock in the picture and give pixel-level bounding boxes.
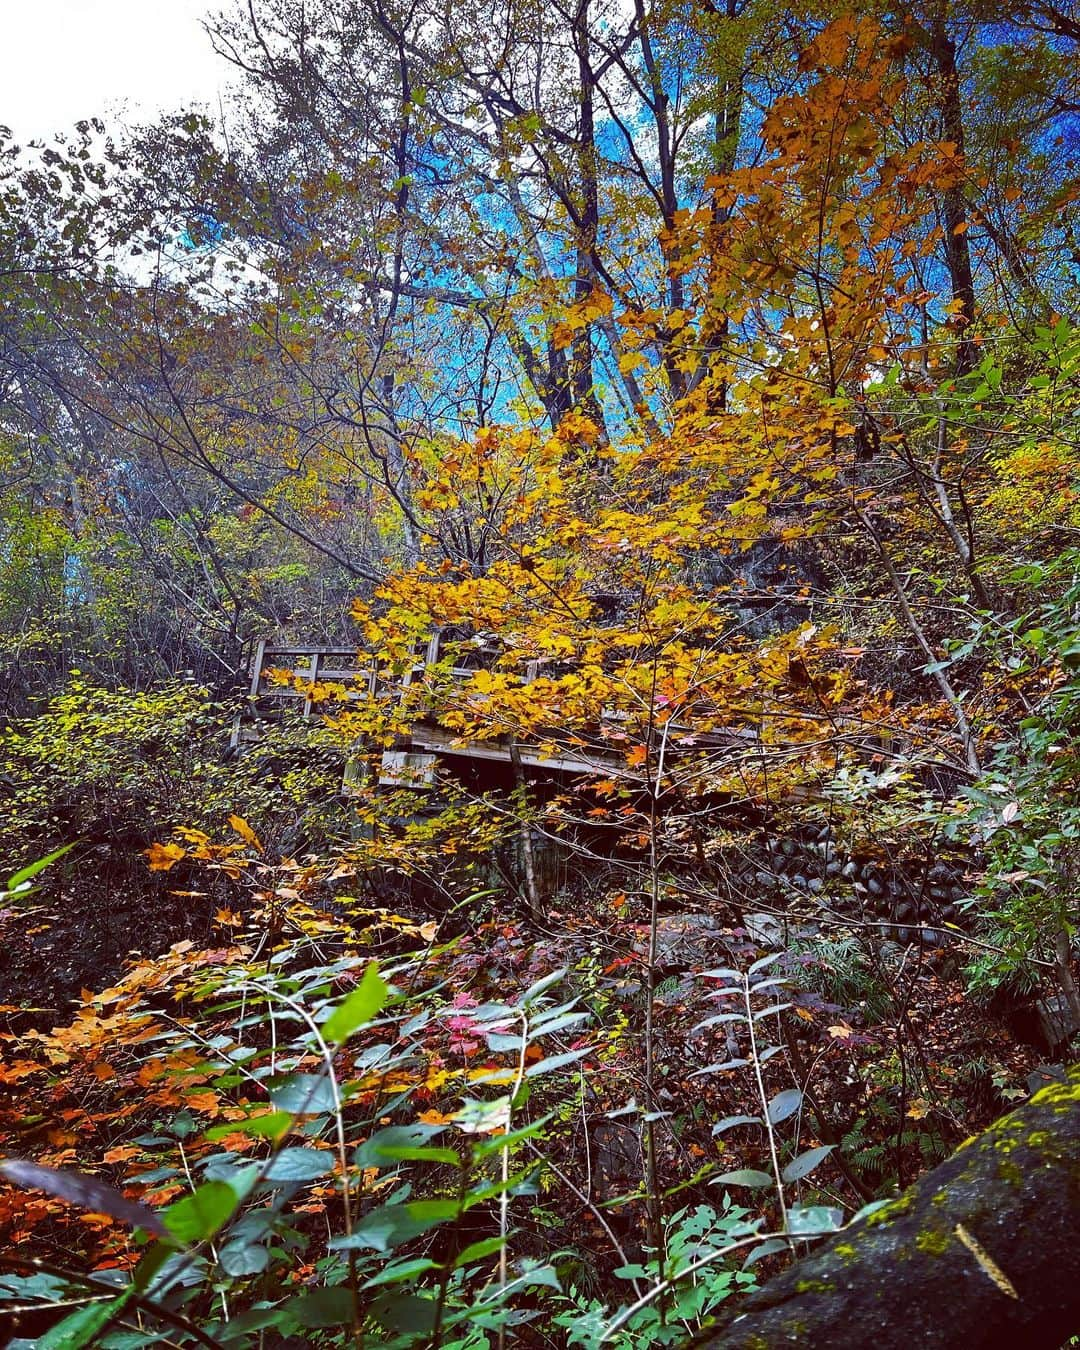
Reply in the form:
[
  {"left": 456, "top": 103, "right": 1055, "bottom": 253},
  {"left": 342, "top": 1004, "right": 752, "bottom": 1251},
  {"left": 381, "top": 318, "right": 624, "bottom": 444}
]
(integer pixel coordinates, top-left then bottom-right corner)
[{"left": 691, "top": 1067, "right": 1080, "bottom": 1349}]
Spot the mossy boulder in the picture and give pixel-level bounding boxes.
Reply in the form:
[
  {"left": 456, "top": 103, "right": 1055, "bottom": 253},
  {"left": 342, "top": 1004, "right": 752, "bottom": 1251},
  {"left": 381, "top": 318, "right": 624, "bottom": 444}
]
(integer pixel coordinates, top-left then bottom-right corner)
[{"left": 693, "top": 1067, "right": 1080, "bottom": 1348}]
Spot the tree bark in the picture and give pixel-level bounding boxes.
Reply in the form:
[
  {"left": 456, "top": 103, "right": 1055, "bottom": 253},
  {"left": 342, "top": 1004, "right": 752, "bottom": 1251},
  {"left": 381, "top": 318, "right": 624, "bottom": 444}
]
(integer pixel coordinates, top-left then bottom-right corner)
[{"left": 692, "top": 1067, "right": 1080, "bottom": 1348}]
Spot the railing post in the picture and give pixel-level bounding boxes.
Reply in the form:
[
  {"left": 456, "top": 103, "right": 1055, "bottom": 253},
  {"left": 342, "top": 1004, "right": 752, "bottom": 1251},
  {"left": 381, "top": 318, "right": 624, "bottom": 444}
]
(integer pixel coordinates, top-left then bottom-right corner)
[{"left": 302, "top": 651, "right": 320, "bottom": 719}]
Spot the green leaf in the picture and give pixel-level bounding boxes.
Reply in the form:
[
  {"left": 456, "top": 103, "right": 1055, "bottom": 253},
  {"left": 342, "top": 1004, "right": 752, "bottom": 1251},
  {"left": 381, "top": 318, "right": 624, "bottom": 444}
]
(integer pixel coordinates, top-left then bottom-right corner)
[
  {"left": 163, "top": 1180, "right": 240, "bottom": 1244},
  {"left": 354, "top": 1123, "right": 445, "bottom": 1169},
  {"left": 322, "top": 963, "right": 388, "bottom": 1043},
  {"left": 332, "top": 1199, "right": 459, "bottom": 1253},
  {"left": 691, "top": 1058, "right": 749, "bottom": 1076},
  {"left": 375, "top": 1144, "right": 461, "bottom": 1166},
  {"left": 712, "top": 1115, "right": 763, "bottom": 1134},
  {"left": 205, "top": 1111, "right": 292, "bottom": 1142},
  {"left": 786, "top": 1204, "right": 843, "bottom": 1235},
  {"left": 453, "top": 1235, "right": 506, "bottom": 1267},
  {"left": 287, "top": 1286, "right": 355, "bottom": 1328},
  {"left": 39, "top": 1286, "right": 134, "bottom": 1349},
  {"left": 712, "top": 1169, "right": 773, "bottom": 1189},
  {"left": 749, "top": 953, "right": 782, "bottom": 975},
  {"left": 519, "top": 967, "right": 566, "bottom": 1006},
  {"left": 361, "top": 1257, "right": 441, "bottom": 1289},
  {"left": 6, "top": 843, "right": 76, "bottom": 892},
  {"left": 219, "top": 1237, "right": 270, "bottom": 1276},
  {"left": 743, "top": 1237, "right": 787, "bottom": 1268},
  {"left": 472, "top": 1111, "right": 554, "bottom": 1159},
  {"left": 260, "top": 1147, "right": 335, "bottom": 1183},
  {"left": 767, "top": 1089, "right": 803, "bottom": 1124},
  {"left": 524, "top": 1046, "right": 590, "bottom": 1077},
  {"left": 782, "top": 1145, "right": 833, "bottom": 1184},
  {"left": 268, "top": 1073, "right": 337, "bottom": 1115}
]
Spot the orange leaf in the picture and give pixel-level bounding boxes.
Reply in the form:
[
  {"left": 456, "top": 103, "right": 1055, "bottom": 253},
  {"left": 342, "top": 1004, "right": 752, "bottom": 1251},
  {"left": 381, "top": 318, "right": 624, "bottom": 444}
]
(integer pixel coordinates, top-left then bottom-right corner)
[{"left": 102, "top": 1146, "right": 141, "bottom": 1164}]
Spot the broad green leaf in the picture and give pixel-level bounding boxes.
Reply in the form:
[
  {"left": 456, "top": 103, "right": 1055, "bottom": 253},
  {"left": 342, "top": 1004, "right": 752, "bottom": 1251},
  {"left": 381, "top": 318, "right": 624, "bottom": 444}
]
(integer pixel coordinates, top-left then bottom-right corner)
[
  {"left": 6, "top": 843, "right": 76, "bottom": 892},
  {"left": 39, "top": 1286, "right": 134, "bottom": 1349},
  {"left": 322, "top": 963, "right": 388, "bottom": 1043},
  {"left": 163, "top": 1180, "right": 240, "bottom": 1244},
  {"left": 782, "top": 1145, "right": 833, "bottom": 1184},
  {"left": 361, "top": 1257, "right": 440, "bottom": 1289},
  {"left": 767, "top": 1089, "right": 803, "bottom": 1124},
  {"left": 690, "top": 1058, "right": 748, "bottom": 1076},
  {"left": 711, "top": 1114, "right": 763, "bottom": 1135},
  {"left": 219, "top": 1237, "right": 270, "bottom": 1276},
  {"left": 268, "top": 1073, "right": 337, "bottom": 1115},
  {"left": 260, "top": 1147, "right": 335, "bottom": 1183},
  {"left": 373, "top": 1144, "right": 460, "bottom": 1166},
  {"left": 524, "top": 1046, "right": 590, "bottom": 1077},
  {"left": 332, "top": 1199, "right": 459, "bottom": 1253},
  {"left": 712, "top": 1169, "right": 773, "bottom": 1189},
  {"left": 518, "top": 967, "right": 567, "bottom": 1007},
  {"left": 786, "top": 1204, "right": 843, "bottom": 1235},
  {"left": 205, "top": 1111, "right": 292, "bottom": 1142},
  {"left": 472, "top": 1111, "right": 555, "bottom": 1159},
  {"left": 453, "top": 1234, "right": 506, "bottom": 1267},
  {"left": 287, "top": 1286, "right": 355, "bottom": 1328},
  {"left": 354, "top": 1123, "right": 445, "bottom": 1169},
  {"left": 749, "top": 953, "right": 782, "bottom": 975},
  {"left": 743, "top": 1237, "right": 788, "bottom": 1268}
]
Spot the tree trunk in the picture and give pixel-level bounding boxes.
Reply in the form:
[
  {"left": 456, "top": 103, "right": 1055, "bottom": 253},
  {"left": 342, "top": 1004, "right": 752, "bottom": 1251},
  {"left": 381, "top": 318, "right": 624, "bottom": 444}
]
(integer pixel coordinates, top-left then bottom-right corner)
[
  {"left": 692, "top": 1067, "right": 1080, "bottom": 1348},
  {"left": 929, "top": 14, "right": 978, "bottom": 374}
]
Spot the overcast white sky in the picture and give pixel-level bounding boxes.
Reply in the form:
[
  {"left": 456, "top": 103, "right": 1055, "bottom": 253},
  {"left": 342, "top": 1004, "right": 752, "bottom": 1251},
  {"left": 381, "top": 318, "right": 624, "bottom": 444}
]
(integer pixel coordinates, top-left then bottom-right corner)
[{"left": 4, "top": 0, "right": 234, "bottom": 142}]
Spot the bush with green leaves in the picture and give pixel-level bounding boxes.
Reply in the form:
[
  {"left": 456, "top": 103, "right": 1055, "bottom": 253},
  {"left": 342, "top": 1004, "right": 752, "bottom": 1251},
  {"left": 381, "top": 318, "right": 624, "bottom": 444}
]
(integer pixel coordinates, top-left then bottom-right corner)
[
  {"left": 552, "top": 1202, "right": 760, "bottom": 1349},
  {"left": 940, "top": 549, "right": 1080, "bottom": 1022},
  {"left": 0, "top": 950, "right": 595, "bottom": 1347},
  {"left": 0, "top": 679, "right": 354, "bottom": 870}
]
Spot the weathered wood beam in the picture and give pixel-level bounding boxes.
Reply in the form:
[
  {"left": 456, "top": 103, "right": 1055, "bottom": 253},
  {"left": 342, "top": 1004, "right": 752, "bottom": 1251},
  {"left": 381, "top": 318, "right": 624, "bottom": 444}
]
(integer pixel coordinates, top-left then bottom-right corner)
[{"left": 692, "top": 1068, "right": 1080, "bottom": 1349}]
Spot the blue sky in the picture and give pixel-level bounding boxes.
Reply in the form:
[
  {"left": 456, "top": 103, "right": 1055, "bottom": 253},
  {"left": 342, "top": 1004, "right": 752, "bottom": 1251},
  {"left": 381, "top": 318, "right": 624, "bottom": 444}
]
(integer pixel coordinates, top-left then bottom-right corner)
[{"left": 4, "top": 0, "right": 232, "bottom": 142}]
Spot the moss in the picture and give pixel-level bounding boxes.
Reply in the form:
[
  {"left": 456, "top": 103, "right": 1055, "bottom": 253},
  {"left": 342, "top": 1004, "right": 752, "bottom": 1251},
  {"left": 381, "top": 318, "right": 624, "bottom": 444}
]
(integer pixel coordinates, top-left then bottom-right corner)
[
  {"left": 833, "top": 1243, "right": 857, "bottom": 1259},
  {"left": 864, "top": 1192, "right": 914, "bottom": 1226},
  {"left": 795, "top": 1279, "right": 832, "bottom": 1295},
  {"left": 915, "top": 1229, "right": 951, "bottom": 1256},
  {"left": 996, "top": 1158, "right": 1023, "bottom": 1187},
  {"left": 1026, "top": 1130, "right": 1052, "bottom": 1150},
  {"left": 1029, "top": 1077, "right": 1080, "bottom": 1110}
]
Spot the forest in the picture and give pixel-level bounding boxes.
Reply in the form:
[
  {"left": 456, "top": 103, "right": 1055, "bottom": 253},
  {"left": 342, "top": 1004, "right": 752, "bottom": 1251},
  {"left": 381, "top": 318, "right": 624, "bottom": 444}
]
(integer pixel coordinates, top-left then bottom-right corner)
[{"left": 1, "top": 0, "right": 1080, "bottom": 1345}]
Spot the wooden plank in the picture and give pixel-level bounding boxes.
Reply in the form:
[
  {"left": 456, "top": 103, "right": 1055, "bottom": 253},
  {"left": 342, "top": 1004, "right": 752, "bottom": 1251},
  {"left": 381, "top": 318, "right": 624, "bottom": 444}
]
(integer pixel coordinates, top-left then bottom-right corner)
[{"left": 404, "top": 724, "right": 633, "bottom": 777}]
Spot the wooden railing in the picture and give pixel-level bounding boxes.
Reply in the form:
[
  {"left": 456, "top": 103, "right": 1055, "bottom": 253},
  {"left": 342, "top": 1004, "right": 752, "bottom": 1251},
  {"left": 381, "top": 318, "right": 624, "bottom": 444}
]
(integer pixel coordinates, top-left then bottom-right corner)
[{"left": 231, "top": 637, "right": 756, "bottom": 785}]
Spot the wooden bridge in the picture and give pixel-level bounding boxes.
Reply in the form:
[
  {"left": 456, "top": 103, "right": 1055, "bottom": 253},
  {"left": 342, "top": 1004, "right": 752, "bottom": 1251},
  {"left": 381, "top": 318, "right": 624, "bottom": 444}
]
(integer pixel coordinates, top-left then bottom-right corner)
[{"left": 230, "top": 638, "right": 754, "bottom": 789}]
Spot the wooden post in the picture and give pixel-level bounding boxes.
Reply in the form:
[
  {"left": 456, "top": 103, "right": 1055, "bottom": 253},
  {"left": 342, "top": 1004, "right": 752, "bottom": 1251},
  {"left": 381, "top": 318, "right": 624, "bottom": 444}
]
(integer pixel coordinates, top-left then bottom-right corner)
[{"left": 508, "top": 738, "right": 543, "bottom": 921}]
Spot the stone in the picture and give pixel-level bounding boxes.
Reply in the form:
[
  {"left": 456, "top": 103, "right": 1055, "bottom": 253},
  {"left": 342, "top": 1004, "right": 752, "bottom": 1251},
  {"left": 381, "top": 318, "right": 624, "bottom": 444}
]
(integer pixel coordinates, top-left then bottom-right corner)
[
  {"left": 1036, "top": 993, "right": 1080, "bottom": 1049},
  {"left": 743, "top": 911, "right": 785, "bottom": 947},
  {"left": 647, "top": 913, "right": 727, "bottom": 968}
]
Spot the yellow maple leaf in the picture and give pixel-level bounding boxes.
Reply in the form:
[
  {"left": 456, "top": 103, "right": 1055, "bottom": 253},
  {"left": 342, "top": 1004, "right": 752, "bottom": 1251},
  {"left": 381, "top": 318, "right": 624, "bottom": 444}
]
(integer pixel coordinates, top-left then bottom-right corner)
[
  {"left": 146, "top": 842, "right": 186, "bottom": 872},
  {"left": 228, "top": 815, "right": 263, "bottom": 851}
]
